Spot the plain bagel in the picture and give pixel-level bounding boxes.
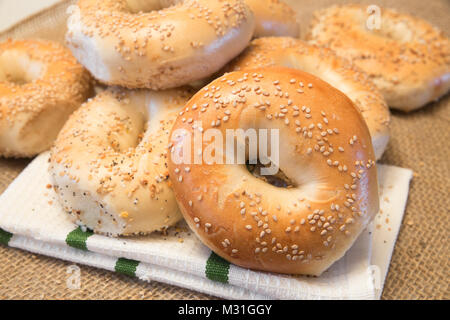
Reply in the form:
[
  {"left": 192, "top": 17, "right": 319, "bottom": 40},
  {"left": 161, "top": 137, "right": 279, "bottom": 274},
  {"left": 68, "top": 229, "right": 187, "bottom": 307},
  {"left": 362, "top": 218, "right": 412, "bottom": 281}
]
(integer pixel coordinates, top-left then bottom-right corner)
[
  {"left": 50, "top": 88, "right": 193, "bottom": 236},
  {"left": 66, "top": 0, "right": 255, "bottom": 89},
  {"left": 0, "top": 39, "right": 92, "bottom": 158},
  {"left": 307, "top": 5, "right": 450, "bottom": 112},
  {"left": 245, "top": 0, "right": 299, "bottom": 38},
  {"left": 168, "top": 68, "right": 379, "bottom": 275},
  {"left": 226, "top": 37, "right": 390, "bottom": 160}
]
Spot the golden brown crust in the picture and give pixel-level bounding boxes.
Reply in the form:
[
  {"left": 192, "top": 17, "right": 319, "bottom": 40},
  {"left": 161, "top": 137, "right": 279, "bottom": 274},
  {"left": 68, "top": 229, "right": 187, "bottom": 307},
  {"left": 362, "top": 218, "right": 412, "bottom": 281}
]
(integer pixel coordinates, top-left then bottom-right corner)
[
  {"left": 50, "top": 87, "right": 193, "bottom": 236},
  {"left": 66, "top": 0, "right": 255, "bottom": 89},
  {"left": 0, "top": 39, "right": 93, "bottom": 158},
  {"left": 307, "top": 5, "right": 450, "bottom": 111},
  {"left": 225, "top": 37, "right": 390, "bottom": 159},
  {"left": 168, "top": 68, "right": 379, "bottom": 275},
  {"left": 245, "top": 0, "right": 299, "bottom": 38}
]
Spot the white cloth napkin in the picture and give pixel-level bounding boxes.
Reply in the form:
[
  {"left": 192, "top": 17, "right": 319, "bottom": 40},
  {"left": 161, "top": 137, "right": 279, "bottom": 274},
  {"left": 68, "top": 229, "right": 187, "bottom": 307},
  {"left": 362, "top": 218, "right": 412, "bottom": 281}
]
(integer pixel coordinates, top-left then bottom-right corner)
[{"left": 0, "top": 152, "right": 412, "bottom": 299}]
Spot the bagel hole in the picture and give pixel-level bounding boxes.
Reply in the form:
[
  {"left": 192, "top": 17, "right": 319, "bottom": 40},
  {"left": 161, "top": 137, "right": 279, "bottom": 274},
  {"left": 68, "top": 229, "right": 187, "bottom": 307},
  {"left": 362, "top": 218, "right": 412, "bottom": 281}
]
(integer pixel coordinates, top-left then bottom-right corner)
[
  {"left": 0, "top": 73, "right": 27, "bottom": 85},
  {"left": 126, "top": 0, "right": 177, "bottom": 14},
  {"left": 0, "top": 51, "right": 44, "bottom": 85},
  {"left": 360, "top": 13, "right": 413, "bottom": 42},
  {"left": 229, "top": 128, "right": 296, "bottom": 189},
  {"left": 246, "top": 160, "right": 296, "bottom": 189},
  {"left": 371, "top": 22, "right": 413, "bottom": 42}
]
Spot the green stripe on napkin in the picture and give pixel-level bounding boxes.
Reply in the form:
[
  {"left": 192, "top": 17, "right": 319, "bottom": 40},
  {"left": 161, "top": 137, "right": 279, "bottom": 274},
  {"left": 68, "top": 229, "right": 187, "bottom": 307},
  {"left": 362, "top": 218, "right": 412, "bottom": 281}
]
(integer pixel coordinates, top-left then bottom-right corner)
[
  {"left": 0, "top": 228, "right": 13, "bottom": 246},
  {"left": 66, "top": 227, "right": 94, "bottom": 251},
  {"left": 115, "top": 258, "right": 140, "bottom": 277},
  {"left": 205, "top": 252, "right": 230, "bottom": 283}
]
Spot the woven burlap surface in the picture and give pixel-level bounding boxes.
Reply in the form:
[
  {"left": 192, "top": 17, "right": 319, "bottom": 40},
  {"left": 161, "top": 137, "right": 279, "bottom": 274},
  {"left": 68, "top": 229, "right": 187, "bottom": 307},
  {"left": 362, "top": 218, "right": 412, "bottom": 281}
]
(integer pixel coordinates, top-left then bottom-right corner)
[{"left": 0, "top": 0, "right": 448, "bottom": 300}]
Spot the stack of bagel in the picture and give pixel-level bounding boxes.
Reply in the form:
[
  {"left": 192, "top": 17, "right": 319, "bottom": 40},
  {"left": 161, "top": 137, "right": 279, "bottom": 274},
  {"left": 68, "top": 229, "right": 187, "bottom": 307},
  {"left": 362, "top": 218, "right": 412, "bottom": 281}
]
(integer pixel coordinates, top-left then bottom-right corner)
[{"left": 0, "top": 1, "right": 448, "bottom": 276}]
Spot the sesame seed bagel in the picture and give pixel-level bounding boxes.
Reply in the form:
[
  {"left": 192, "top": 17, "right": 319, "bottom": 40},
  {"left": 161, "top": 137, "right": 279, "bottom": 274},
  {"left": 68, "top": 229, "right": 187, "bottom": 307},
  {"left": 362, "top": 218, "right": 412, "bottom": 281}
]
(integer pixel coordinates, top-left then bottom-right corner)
[
  {"left": 66, "top": 0, "right": 255, "bottom": 90},
  {"left": 307, "top": 5, "right": 450, "bottom": 112},
  {"left": 168, "top": 68, "right": 379, "bottom": 275},
  {"left": 226, "top": 37, "right": 390, "bottom": 159},
  {"left": 50, "top": 87, "right": 193, "bottom": 236},
  {"left": 0, "top": 39, "right": 92, "bottom": 158},
  {"left": 245, "top": 0, "right": 299, "bottom": 38}
]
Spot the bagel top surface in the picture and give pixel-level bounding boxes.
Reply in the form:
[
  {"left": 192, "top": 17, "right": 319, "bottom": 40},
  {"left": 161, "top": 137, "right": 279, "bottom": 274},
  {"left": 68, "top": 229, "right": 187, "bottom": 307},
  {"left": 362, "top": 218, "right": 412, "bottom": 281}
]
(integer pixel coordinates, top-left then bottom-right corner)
[
  {"left": 168, "top": 67, "right": 379, "bottom": 275},
  {"left": 66, "top": 0, "right": 255, "bottom": 89},
  {"left": 225, "top": 37, "right": 390, "bottom": 160},
  {"left": 306, "top": 5, "right": 450, "bottom": 111},
  {"left": 0, "top": 39, "right": 92, "bottom": 158}
]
